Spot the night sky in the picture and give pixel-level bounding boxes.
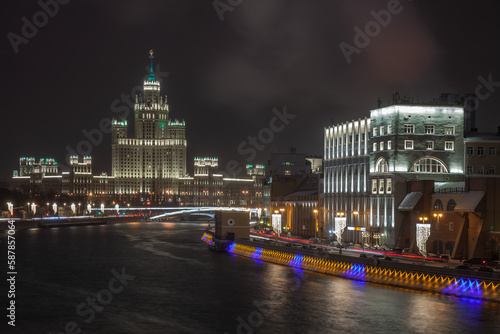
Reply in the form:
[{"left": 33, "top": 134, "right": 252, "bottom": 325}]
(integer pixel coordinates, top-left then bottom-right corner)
[{"left": 2, "top": 0, "right": 500, "bottom": 180}]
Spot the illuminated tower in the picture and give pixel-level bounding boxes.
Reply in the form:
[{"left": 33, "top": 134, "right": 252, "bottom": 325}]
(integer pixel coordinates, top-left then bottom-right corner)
[{"left": 112, "top": 50, "right": 187, "bottom": 202}]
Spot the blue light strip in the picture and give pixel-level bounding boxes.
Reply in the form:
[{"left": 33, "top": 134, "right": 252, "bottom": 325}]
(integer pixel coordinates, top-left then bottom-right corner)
[{"left": 250, "top": 248, "right": 262, "bottom": 259}]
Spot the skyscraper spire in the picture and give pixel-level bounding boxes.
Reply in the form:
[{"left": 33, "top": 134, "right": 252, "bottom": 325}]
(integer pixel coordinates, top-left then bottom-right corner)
[{"left": 148, "top": 49, "right": 155, "bottom": 82}]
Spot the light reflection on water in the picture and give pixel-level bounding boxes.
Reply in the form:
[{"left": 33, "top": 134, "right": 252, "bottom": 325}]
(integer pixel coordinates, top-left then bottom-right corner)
[{"left": 6, "top": 222, "right": 500, "bottom": 334}]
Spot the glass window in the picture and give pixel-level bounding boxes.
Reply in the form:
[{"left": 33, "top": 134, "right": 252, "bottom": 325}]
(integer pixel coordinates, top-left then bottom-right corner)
[
  {"left": 467, "top": 165, "right": 473, "bottom": 174},
  {"left": 379, "top": 179, "right": 384, "bottom": 194},
  {"left": 467, "top": 147, "right": 474, "bottom": 156},
  {"left": 445, "top": 141, "right": 454, "bottom": 151},
  {"left": 446, "top": 199, "right": 456, "bottom": 211},
  {"left": 386, "top": 179, "right": 392, "bottom": 194},
  {"left": 387, "top": 140, "right": 392, "bottom": 150},
  {"left": 373, "top": 128, "right": 377, "bottom": 137},
  {"left": 404, "top": 124, "right": 414, "bottom": 134},
  {"left": 424, "top": 125, "right": 435, "bottom": 134},
  {"left": 410, "top": 157, "right": 449, "bottom": 173},
  {"left": 478, "top": 166, "right": 484, "bottom": 174},
  {"left": 478, "top": 147, "right": 484, "bottom": 156},
  {"left": 372, "top": 180, "right": 378, "bottom": 194},
  {"left": 380, "top": 126, "right": 384, "bottom": 136},
  {"left": 444, "top": 126, "right": 455, "bottom": 135},
  {"left": 488, "top": 166, "right": 496, "bottom": 174},
  {"left": 380, "top": 141, "right": 384, "bottom": 151},
  {"left": 373, "top": 143, "right": 377, "bottom": 152},
  {"left": 387, "top": 124, "right": 392, "bottom": 134},
  {"left": 489, "top": 147, "right": 496, "bottom": 156},
  {"left": 449, "top": 222, "right": 454, "bottom": 231},
  {"left": 434, "top": 199, "right": 444, "bottom": 211},
  {"left": 405, "top": 140, "right": 414, "bottom": 150},
  {"left": 375, "top": 157, "right": 388, "bottom": 173},
  {"left": 426, "top": 141, "right": 434, "bottom": 150}
]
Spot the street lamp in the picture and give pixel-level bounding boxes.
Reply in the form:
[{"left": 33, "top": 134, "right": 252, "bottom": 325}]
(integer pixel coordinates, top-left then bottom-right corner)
[
  {"left": 353, "top": 211, "right": 359, "bottom": 245},
  {"left": 433, "top": 213, "right": 443, "bottom": 256},
  {"left": 313, "top": 209, "right": 318, "bottom": 240}
]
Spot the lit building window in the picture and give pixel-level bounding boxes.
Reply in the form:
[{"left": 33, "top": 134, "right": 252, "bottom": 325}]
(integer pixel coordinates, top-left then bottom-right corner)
[
  {"left": 444, "top": 126, "right": 455, "bottom": 135},
  {"left": 373, "top": 143, "right": 377, "bottom": 152},
  {"left": 404, "top": 124, "right": 415, "bottom": 134},
  {"left": 380, "top": 142, "right": 384, "bottom": 151},
  {"left": 380, "top": 126, "right": 384, "bottom": 136},
  {"left": 445, "top": 141, "right": 454, "bottom": 151},
  {"left": 387, "top": 140, "right": 391, "bottom": 150},
  {"left": 373, "top": 128, "right": 377, "bottom": 137},
  {"left": 375, "top": 157, "right": 388, "bottom": 173},
  {"left": 424, "top": 125, "right": 435, "bottom": 134},
  {"left": 426, "top": 141, "right": 434, "bottom": 150},
  {"left": 405, "top": 140, "right": 414, "bottom": 150},
  {"left": 371, "top": 180, "right": 378, "bottom": 194},
  {"left": 284, "top": 170, "right": 291, "bottom": 175},
  {"left": 410, "top": 157, "right": 449, "bottom": 173},
  {"left": 387, "top": 124, "right": 392, "bottom": 134},
  {"left": 386, "top": 179, "right": 392, "bottom": 194},
  {"left": 378, "top": 179, "right": 384, "bottom": 194}
]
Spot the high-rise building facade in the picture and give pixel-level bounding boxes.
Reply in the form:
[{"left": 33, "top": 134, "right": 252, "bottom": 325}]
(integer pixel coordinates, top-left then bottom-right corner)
[{"left": 111, "top": 51, "right": 187, "bottom": 201}]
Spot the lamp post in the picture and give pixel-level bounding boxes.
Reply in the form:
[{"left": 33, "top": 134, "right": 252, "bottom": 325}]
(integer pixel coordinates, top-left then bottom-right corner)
[
  {"left": 433, "top": 213, "right": 443, "bottom": 256},
  {"left": 353, "top": 211, "right": 359, "bottom": 245},
  {"left": 313, "top": 209, "right": 318, "bottom": 240}
]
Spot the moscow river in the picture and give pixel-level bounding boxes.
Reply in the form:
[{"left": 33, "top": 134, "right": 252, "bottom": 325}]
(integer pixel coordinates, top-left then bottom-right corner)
[{"left": 2, "top": 221, "right": 500, "bottom": 334}]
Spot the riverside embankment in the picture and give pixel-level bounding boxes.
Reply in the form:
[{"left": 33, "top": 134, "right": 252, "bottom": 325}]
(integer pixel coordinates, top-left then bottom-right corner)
[{"left": 203, "top": 234, "right": 500, "bottom": 302}]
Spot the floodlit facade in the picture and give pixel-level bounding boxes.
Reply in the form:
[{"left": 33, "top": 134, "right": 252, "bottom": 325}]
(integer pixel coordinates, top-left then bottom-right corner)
[
  {"left": 324, "top": 103, "right": 466, "bottom": 248},
  {"left": 465, "top": 134, "right": 500, "bottom": 177},
  {"left": 111, "top": 51, "right": 187, "bottom": 201}
]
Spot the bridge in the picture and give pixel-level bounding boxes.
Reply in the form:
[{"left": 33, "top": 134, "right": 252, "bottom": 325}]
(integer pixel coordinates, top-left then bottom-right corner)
[{"left": 91, "top": 206, "right": 262, "bottom": 221}]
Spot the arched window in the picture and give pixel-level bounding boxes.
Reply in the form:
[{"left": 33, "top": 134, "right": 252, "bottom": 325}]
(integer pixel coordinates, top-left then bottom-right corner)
[
  {"left": 409, "top": 156, "right": 449, "bottom": 173},
  {"left": 434, "top": 199, "right": 444, "bottom": 211},
  {"left": 446, "top": 199, "right": 456, "bottom": 211},
  {"left": 375, "top": 157, "right": 388, "bottom": 173}
]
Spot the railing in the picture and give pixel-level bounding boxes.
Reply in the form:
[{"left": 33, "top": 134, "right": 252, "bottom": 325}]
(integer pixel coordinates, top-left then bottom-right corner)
[{"left": 434, "top": 187, "right": 464, "bottom": 193}]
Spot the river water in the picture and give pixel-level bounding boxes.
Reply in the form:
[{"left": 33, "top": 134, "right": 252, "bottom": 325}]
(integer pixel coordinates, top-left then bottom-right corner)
[{"left": 2, "top": 221, "right": 500, "bottom": 334}]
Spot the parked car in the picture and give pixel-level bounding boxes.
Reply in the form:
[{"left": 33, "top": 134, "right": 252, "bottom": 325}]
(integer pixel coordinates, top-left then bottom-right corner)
[
  {"left": 463, "top": 258, "right": 488, "bottom": 266},
  {"left": 478, "top": 266, "right": 498, "bottom": 273},
  {"left": 307, "top": 245, "right": 318, "bottom": 251},
  {"left": 291, "top": 243, "right": 303, "bottom": 249}
]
